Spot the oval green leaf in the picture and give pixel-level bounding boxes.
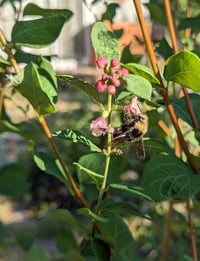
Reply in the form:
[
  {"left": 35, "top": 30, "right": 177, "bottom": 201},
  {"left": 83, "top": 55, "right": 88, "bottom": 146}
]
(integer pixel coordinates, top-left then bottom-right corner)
[
  {"left": 123, "top": 74, "right": 152, "bottom": 100},
  {"left": 141, "top": 154, "right": 200, "bottom": 202},
  {"left": 123, "top": 63, "right": 160, "bottom": 84},
  {"left": 91, "top": 21, "right": 120, "bottom": 63},
  {"left": 164, "top": 51, "right": 200, "bottom": 92},
  {"left": 12, "top": 15, "right": 70, "bottom": 48}
]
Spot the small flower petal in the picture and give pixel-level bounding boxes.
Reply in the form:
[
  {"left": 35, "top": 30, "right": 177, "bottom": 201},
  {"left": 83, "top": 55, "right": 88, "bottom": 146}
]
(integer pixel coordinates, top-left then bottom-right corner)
[{"left": 90, "top": 117, "right": 108, "bottom": 137}]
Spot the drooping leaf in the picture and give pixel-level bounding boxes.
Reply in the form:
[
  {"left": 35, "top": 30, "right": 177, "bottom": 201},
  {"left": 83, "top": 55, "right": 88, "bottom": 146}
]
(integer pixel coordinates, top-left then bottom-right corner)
[
  {"left": 58, "top": 75, "right": 104, "bottom": 111},
  {"left": 109, "top": 183, "right": 153, "bottom": 201},
  {"left": 123, "top": 74, "right": 152, "bottom": 100},
  {"left": 33, "top": 151, "right": 71, "bottom": 189},
  {"left": 123, "top": 63, "right": 160, "bottom": 84},
  {"left": 11, "top": 58, "right": 57, "bottom": 114},
  {"left": 74, "top": 162, "right": 103, "bottom": 186},
  {"left": 101, "top": 200, "right": 151, "bottom": 220},
  {"left": 91, "top": 21, "right": 120, "bottom": 63},
  {"left": 12, "top": 14, "right": 72, "bottom": 48},
  {"left": 23, "top": 3, "right": 73, "bottom": 18},
  {"left": 164, "top": 51, "right": 200, "bottom": 92},
  {"left": 141, "top": 154, "right": 200, "bottom": 202},
  {"left": 77, "top": 208, "right": 108, "bottom": 223},
  {"left": 53, "top": 129, "right": 101, "bottom": 153}
]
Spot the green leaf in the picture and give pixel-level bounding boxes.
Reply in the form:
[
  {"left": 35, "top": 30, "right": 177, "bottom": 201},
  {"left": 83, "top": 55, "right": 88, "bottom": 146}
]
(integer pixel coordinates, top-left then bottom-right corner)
[
  {"left": 58, "top": 75, "right": 104, "bottom": 111},
  {"left": 63, "top": 250, "right": 86, "bottom": 261},
  {"left": 101, "top": 3, "right": 119, "bottom": 22},
  {"left": 0, "top": 164, "right": 30, "bottom": 197},
  {"left": 77, "top": 153, "right": 125, "bottom": 186},
  {"left": 101, "top": 200, "right": 151, "bottom": 220},
  {"left": 48, "top": 209, "right": 88, "bottom": 239},
  {"left": 0, "top": 56, "right": 11, "bottom": 66},
  {"left": 171, "top": 93, "right": 200, "bottom": 126},
  {"left": 24, "top": 245, "right": 49, "bottom": 261},
  {"left": 145, "top": 3, "right": 167, "bottom": 26},
  {"left": 141, "top": 154, "right": 200, "bottom": 202},
  {"left": 156, "top": 37, "right": 173, "bottom": 59},
  {"left": 33, "top": 151, "right": 71, "bottom": 189},
  {"left": 144, "top": 138, "right": 171, "bottom": 155},
  {"left": 97, "top": 212, "right": 137, "bottom": 261},
  {"left": 74, "top": 162, "right": 103, "bottom": 186},
  {"left": 53, "top": 129, "right": 101, "bottom": 153},
  {"left": 49, "top": 209, "right": 78, "bottom": 225},
  {"left": 178, "top": 15, "right": 200, "bottom": 31},
  {"left": 91, "top": 238, "right": 110, "bottom": 261},
  {"left": 91, "top": 21, "right": 120, "bottom": 63},
  {"left": 23, "top": 3, "right": 73, "bottom": 18},
  {"left": 123, "top": 63, "right": 160, "bottom": 84},
  {"left": 0, "top": 120, "right": 41, "bottom": 141},
  {"left": 56, "top": 230, "right": 77, "bottom": 254},
  {"left": 11, "top": 59, "right": 57, "bottom": 114},
  {"left": 109, "top": 183, "right": 153, "bottom": 201},
  {"left": 123, "top": 74, "right": 152, "bottom": 100},
  {"left": 12, "top": 15, "right": 72, "bottom": 48},
  {"left": 164, "top": 51, "right": 200, "bottom": 92},
  {"left": 77, "top": 208, "right": 108, "bottom": 223}
]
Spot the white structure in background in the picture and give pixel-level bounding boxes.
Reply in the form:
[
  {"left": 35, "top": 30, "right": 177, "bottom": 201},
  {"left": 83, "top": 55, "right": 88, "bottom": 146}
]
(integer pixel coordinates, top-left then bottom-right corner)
[{"left": 0, "top": 0, "right": 149, "bottom": 71}]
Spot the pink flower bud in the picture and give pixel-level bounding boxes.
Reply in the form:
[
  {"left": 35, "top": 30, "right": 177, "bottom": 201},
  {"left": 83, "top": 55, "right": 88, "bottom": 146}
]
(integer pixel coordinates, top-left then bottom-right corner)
[
  {"left": 119, "top": 68, "right": 129, "bottom": 77},
  {"left": 107, "top": 85, "right": 116, "bottom": 95},
  {"left": 110, "top": 58, "right": 120, "bottom": 68},
  {"left": 95, "top": 79, "right": 107, "bottom": 92},
  {"left": 96, "top": 56, "right": 107, "bottom": 69},
  {"left": 112, "top": 78, "right": 121, "bottom": 88},
  {"left": 90, "top": 117, "right": 108, "bottom": 137}
]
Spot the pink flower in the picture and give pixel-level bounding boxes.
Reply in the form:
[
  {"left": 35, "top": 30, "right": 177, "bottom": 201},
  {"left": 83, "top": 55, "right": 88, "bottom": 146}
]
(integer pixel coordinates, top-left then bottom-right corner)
[
  {"left": 124, "top": 97, "right": 141, "bottom": 115},
  {"left": 96, "top": 56, "right": 107, "bottom": 69},
  {"left": 90, "top": 117, "right": 108, "bottom": 137},
  {"left": 95, "top": 79, "right": 107, "bottom": 92},
  {"left": 110, "top": 58, "right": 120, "bottom": 68}
]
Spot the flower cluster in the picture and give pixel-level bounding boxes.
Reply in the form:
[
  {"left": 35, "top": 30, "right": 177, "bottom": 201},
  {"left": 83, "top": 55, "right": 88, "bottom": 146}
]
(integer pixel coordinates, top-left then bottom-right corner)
[
  {"left": 95, "top": 56, "right": 128, "bottom": 95},
  {"left": 90, "top": 97, "right": 141, "bottom": 138}
]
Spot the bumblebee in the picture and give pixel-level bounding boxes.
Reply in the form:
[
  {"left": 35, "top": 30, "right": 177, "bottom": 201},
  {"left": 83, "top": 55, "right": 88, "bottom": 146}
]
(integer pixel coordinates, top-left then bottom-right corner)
[{"left": 111, "top": 113, "right": 148, "bottom": 160}]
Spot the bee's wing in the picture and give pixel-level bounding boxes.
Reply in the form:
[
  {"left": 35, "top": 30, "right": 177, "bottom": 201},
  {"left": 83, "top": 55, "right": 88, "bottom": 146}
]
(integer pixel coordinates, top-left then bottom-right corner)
[{"left": 133, "top": 139, "right": 145, "bottom": 160}]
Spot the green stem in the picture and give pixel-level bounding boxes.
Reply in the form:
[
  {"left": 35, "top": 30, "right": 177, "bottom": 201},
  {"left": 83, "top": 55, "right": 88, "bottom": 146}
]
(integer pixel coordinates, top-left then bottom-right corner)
[{"left": 95, "top": 94, "right": 113, "bottom": 215}]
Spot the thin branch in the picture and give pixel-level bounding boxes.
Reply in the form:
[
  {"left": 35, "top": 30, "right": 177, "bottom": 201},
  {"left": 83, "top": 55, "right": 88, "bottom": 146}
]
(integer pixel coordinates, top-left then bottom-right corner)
[
  {"left": 186, "top": 200, "right": 198, "bottom": 261},
  {"left": 160, "top": 200, "right": 173, "bottom": 261}
]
